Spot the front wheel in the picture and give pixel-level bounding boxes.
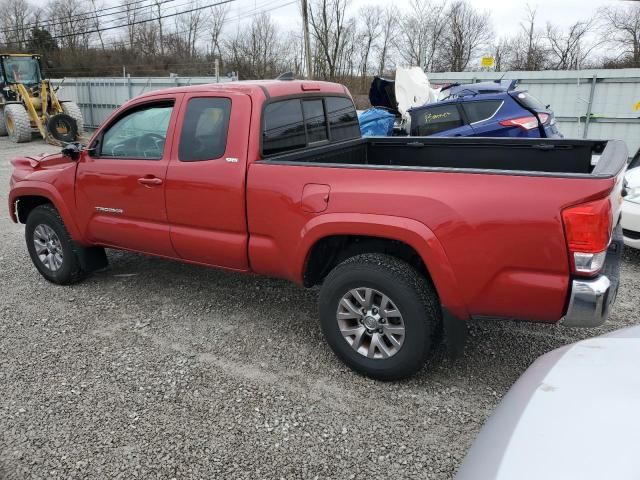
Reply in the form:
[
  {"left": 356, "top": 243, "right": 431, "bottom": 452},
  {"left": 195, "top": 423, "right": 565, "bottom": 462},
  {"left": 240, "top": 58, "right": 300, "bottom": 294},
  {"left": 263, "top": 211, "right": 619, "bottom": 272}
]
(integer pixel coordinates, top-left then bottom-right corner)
[
  {"left": 319, "top": 254, "right": 441, "bottom": 380},
  {"left": 25, "top": 204, "right": 86, "bottom": 284}
]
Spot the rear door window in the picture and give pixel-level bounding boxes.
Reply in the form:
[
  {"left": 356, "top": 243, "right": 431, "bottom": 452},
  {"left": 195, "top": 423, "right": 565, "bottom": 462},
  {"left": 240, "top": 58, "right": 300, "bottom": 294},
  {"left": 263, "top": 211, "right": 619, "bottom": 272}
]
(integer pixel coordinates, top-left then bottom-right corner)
[
  {"left": 462, "top": 100, "right": 503, "bottom": 124},
  {"left": 412, "top": 104, "right": 463, "bottom": 136},
  {"left": 326, "top": 96, "right": 360, "bottom": 141},
  {"left": 263, "top": 99, "right": 306, "bottom": 156},
  {"left": 178, "top": 97, "right": 231, "bottom": 162}
]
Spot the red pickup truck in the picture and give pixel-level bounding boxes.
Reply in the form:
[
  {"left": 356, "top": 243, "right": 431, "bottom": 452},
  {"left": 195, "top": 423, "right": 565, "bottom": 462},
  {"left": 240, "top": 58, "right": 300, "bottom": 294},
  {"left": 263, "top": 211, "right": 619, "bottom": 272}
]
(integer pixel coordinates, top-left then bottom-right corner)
[{"left": 8, "top": 80, "right": 627, "bottom": 379}]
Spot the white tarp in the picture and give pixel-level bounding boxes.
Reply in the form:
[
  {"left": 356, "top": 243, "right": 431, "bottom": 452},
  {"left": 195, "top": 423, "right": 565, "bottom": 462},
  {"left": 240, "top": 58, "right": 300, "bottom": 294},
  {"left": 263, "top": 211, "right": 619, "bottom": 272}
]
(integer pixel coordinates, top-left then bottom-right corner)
[{"left": 395, "top": 67, "right": 440, "bottom": 123}]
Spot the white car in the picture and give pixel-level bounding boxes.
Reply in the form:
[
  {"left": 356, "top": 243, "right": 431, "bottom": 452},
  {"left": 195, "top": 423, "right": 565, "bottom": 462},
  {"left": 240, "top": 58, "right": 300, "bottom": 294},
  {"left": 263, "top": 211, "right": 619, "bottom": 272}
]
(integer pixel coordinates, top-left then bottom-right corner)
[
  {"left": 622, "top": 166, "right": 640, "bottom": 249},
  {"left": 457, "top": 325, "right": 640, "bottom": 480}
]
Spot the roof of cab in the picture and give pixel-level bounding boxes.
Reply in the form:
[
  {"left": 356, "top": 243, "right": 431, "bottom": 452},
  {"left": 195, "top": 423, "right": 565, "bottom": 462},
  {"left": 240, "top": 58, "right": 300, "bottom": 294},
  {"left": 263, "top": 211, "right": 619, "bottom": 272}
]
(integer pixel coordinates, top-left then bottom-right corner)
[{"left": 134, "top": 79, "right": 349, "bottom": 102}]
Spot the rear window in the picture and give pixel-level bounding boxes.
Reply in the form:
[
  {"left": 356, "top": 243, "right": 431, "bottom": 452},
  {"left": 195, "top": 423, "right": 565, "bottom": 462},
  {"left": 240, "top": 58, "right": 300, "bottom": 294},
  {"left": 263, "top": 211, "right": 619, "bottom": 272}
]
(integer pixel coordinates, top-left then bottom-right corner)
[
  {"left": 411, "top": 104, "right": 463, "bottom": 136},
  {"left": 326, "top": 96, "right": 360, "bottom": 141},
  {"left": 462, "top": 100, "right": 503, "bottom": 124},
  {"left": 263, "top": 99, "right": 307, "bottom": 156},
  {"left": 262, "top": 96, "right": 359, "bottom": 156},
  {"left": 515, "top": 92, "right": 547, "bottom": 111},
  {"left": 302, "top": 99, "right": 328, "bottom": 143}
]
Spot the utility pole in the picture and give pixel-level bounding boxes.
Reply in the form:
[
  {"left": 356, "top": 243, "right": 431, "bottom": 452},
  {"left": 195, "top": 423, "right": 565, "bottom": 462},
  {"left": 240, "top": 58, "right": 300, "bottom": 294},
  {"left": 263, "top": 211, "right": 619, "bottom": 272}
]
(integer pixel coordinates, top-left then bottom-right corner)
[{"left": 301, "top": 0, "right": 313, "bottom": 79}]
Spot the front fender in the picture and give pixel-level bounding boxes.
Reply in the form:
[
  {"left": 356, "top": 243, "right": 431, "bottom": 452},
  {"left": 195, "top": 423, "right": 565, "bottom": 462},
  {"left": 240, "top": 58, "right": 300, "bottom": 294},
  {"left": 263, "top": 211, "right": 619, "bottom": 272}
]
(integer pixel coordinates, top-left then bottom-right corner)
[
  {"left": 8, "top": 181, "right": 84, "bottom": 243},
  {"left": 295, "top": 213, "right": 469, "bottom": 321}
]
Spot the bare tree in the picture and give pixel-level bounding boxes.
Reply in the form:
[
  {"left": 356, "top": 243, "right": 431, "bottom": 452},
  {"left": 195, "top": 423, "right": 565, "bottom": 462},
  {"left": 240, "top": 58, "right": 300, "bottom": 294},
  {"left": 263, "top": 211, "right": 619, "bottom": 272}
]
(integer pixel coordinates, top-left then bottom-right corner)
[
  {"left": 46, "top": 0, "right": 93, "bottom": 52},
  {"left": 0, "top": 0, "right": 36, "bottom": 49},
  {"left": 600, "top": 4, "right": 640, "bottom": 67},
  {"left": 308, "top": 0, "right": 352, "bottom": 79},
  {"left": 546, "top": 19, "right": 596, "bottom": 70},
  {"left": 377, "top": 5, "right": 399, "bottom": 75},
  {"left": 397, "top": 0, "right": 447, "bottom": 70},
  {"left": 356, "top": 5, "right": 381, "bottom": 87},
  {"left": 441, "top": 0, "right": 492, "bottom": 71},
  {"left": 225, "top": 12, "right": 285, "bottom": 79},
  {"left": 207, "top": 3, "right": 228, "bottom": 59}
]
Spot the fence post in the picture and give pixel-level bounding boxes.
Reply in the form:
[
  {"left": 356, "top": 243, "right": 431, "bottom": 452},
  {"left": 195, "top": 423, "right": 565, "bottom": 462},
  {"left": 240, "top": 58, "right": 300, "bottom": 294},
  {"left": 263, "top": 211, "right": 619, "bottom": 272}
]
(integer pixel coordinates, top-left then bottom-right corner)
[
  {"left": 127, "top": 76, "right": 132, "bottom": 100},
  {"left": 583, "top": 73, "right": 597, "bottom": 139},
  {"left": 86, "top": 81, "right": 95, "bottom": 128}
]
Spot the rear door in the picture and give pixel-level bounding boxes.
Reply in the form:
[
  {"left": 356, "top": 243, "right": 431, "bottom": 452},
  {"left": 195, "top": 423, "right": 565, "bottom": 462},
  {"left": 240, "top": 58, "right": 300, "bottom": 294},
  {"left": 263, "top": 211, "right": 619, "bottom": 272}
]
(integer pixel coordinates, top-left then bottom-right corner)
[
  {"left": 410, "top": 102, "right": 473, "bottom": 137},
  {"left": 164, "top": 92, "right": 251, "bottom": 270},
  {"left": 76, "top": 97, "right": 181, "bottom": 256}
]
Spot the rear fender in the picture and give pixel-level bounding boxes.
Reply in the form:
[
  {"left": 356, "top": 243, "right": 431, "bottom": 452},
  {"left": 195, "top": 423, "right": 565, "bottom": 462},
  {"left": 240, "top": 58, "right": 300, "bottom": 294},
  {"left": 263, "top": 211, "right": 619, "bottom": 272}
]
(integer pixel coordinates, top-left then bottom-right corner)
[
  {"left": 296, "top": 213, "right": 469, "bottom": 321},
  {"left": 8, "top": 181, "right": 84, "bottom": 242}
]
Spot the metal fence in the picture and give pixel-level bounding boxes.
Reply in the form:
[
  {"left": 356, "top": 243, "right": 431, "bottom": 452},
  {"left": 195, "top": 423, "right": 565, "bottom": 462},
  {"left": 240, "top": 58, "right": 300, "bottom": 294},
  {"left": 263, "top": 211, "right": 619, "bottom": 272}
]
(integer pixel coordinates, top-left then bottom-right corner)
[
  {"left": 428, "top": 69, "right": 640, "bottom": 156},
  {"left": 51, "top": 76, "right": 237, "bottom": 129},
  {"left": 53, "top": 70, "right": 640, "bottom": 155}
]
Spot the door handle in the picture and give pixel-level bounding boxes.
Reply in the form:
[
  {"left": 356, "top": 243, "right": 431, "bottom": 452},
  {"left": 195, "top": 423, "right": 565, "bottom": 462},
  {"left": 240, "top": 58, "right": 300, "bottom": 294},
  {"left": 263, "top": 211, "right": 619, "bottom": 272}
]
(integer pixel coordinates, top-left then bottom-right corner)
[{"left": 138, "top": 176, "right": 163, "bottom": 186}]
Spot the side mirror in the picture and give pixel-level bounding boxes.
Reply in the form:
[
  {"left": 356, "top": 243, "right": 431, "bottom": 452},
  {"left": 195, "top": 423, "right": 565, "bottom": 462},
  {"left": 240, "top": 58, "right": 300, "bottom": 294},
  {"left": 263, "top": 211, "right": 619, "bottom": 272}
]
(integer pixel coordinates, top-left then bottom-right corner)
[{"left": 61, "top": 142, "right": 82, "bottom": 161}]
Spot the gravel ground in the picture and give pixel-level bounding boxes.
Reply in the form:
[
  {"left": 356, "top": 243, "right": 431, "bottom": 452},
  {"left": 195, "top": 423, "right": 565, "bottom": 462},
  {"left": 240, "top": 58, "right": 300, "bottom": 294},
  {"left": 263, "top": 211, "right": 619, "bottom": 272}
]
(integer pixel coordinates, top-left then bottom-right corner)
[{"left": 1, "top": 137, "right": 639, "bottom": 479}]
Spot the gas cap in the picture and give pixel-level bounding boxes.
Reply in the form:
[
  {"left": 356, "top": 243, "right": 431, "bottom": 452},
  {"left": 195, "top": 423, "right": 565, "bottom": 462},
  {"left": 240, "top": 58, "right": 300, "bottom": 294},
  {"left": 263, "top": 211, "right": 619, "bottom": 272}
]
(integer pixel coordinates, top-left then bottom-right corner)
[{"left": 301, "top": 184, "right": 330, "bottom": 213}]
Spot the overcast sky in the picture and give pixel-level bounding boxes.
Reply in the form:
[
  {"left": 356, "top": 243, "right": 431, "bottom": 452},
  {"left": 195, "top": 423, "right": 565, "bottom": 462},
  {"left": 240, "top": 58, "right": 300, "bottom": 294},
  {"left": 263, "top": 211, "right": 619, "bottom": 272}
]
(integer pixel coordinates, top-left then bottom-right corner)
[
  {"left": 252, "top": 0, "right": 621, "bottom": 38},
  {"left": 27, "top": 0, "right": 625, "bottom": 43}
]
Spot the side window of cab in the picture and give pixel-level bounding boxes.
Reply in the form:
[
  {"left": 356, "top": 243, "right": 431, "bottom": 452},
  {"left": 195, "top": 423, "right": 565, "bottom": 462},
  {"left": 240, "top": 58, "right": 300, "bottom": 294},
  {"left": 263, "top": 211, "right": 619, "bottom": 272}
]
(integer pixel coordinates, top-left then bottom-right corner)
[{"left": 98, "top": 101, "right": 174, "bottom": 160}]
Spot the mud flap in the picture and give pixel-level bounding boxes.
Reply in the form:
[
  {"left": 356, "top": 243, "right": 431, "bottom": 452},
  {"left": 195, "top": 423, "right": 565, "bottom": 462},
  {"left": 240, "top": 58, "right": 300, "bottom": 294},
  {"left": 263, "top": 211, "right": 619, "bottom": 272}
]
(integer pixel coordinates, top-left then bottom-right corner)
[{"left": 442, "top": 307, "right": 468, "bottom": 359}]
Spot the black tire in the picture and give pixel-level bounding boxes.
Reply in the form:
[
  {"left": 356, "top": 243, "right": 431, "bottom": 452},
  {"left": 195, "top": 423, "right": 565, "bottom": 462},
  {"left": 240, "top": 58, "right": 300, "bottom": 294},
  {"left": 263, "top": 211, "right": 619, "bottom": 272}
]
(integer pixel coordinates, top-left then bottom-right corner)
[
  {"left": 4, "top": 103, "right": 32, "bottom": 143},
  {"left": 61, "top": 101, "right": 84, "bottom": 134},
  {"left": 319, "top": 254, "right": 441, "bottom": 380},
  {"left": 25, "top": 204, "right": 86, "bottom": 285},
  {"left": 47, "top": 113, "right": 78, "bottom": 143}
]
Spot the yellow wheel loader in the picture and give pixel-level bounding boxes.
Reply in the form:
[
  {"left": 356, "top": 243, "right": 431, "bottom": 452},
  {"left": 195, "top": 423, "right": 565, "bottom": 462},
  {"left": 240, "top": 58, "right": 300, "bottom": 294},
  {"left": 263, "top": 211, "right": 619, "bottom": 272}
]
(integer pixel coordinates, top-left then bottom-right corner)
[{"left": 0, "top": 53, "right": 84, "bottom": 144}]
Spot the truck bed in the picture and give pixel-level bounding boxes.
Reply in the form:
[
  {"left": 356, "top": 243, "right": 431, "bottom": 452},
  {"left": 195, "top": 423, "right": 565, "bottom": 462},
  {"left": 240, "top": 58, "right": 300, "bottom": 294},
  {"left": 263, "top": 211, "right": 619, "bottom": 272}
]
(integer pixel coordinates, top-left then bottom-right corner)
[{"left": 262, "top": 137, "right": 626, "bottom": 178}]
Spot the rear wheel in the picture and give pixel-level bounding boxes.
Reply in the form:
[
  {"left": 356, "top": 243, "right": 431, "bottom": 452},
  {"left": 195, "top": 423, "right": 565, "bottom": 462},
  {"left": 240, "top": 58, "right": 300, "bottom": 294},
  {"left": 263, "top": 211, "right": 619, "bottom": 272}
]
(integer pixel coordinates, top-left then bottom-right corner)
[
  {"left": 25, "top": 204, "right": 86, "bottom": 285},
  {"left": 61, "top": 101, "right": 84, "bottom": 134},
  {"left": 4, "top": 104, "right": 32, "bottom": 143},
  {"left": 319, "top": 254, "right": 441, "bottom": 380}
]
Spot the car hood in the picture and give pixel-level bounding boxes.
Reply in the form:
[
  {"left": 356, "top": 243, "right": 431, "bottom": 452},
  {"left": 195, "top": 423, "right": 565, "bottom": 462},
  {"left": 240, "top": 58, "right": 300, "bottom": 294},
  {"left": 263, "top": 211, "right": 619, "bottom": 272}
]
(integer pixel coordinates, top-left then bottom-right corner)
[{"left": 456, "top": 325, "right": 640, "bottom": 480}]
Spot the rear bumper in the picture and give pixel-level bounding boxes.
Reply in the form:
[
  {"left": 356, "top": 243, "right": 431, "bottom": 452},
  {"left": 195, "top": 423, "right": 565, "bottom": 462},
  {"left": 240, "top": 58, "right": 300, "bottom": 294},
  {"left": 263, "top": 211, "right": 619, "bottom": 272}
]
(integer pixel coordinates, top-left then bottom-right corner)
[{"left": 561, "top": 226, "right": 623, "bottom": 328}]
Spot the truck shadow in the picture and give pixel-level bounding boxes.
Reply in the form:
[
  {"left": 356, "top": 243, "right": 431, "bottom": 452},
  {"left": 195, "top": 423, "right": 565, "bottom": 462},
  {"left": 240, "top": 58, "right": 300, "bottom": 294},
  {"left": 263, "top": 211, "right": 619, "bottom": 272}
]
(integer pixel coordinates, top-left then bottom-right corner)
[{"left": 88, "top": 248, "right": 638, "bottom": 397}]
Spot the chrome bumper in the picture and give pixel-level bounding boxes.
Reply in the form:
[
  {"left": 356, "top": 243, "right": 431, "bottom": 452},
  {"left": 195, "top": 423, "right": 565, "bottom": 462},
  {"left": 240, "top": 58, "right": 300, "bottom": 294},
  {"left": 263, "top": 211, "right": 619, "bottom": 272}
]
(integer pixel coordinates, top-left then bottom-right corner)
[
  {"left": 562, "top": 225, "right": 623, "bottom": 328},
  {"left": 562, "top": 276, "right": 615, "bottom": 328}
]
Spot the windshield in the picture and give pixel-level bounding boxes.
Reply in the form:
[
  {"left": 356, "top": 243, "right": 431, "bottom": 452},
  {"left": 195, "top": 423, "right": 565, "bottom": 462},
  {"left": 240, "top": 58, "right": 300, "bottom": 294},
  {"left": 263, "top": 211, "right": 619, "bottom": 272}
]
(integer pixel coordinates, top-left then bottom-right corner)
[{"left": 2, "top": 57, "right": 41, "bottom": 84}]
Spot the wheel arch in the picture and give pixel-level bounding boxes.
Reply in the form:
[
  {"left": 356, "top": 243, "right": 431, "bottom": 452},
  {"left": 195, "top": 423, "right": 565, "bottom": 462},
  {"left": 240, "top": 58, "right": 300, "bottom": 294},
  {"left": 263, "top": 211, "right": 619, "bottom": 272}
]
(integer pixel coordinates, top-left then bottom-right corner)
[
  {"left": 9, "top": 182, "right": 83, "bottom": 242},
  {"left": 297, "top": 213, "right": 469, "bottom": 321}
]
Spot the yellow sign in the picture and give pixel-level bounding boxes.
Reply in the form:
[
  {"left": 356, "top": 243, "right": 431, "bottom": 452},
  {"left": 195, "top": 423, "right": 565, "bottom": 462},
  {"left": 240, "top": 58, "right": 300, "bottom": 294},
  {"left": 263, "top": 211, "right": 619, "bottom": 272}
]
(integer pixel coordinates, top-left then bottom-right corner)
[
  {"left": 481, "top": 56, "right": 495, "bottom": 68},
  {"left": 634, "top": 101, "right": 640, "bottom": 111}
]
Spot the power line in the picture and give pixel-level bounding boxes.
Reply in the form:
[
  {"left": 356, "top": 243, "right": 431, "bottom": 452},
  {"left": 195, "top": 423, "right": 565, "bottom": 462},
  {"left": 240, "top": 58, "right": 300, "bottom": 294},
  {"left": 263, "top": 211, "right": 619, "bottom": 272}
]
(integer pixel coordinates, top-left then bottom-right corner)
[
  {"left": 1, "top": 0, "right": 239, "bottom": 47},
  {"left": 0, "top": 0, "right": 177, "bottom": 37},
  {"left": 46, "top": 0, "right": 295, "bottom": 52}
]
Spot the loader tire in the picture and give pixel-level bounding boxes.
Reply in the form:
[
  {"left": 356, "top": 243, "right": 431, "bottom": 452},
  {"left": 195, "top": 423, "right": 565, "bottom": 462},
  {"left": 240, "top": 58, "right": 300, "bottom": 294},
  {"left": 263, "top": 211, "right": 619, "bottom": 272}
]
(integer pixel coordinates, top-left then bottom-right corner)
[
  {"left": 4, "top": 104, "right": 32, "bottom": 143},
  {"left": 0, "top": 107, "right": 7, "bottom": 136},
  {"left": 61, "top": 101, "right": 84, "bottom": 134}
]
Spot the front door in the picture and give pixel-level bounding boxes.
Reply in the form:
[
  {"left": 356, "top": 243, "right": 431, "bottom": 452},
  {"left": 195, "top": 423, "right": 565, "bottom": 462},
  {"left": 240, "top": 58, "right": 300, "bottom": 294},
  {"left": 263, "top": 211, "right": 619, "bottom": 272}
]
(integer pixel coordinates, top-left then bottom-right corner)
[
  {"left": 76, "top": 97, "right": 182, "bottom": 257},
  {"left": 164, "top": 93, "right": 251, "bottom": 270}
]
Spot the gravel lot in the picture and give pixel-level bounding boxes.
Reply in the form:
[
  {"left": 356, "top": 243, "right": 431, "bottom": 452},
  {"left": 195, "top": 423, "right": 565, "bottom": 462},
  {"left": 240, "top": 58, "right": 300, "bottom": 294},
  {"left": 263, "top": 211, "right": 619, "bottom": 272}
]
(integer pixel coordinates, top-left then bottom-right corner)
[{"left": 1, "top": 137, "right": 639, "bottom": 479}]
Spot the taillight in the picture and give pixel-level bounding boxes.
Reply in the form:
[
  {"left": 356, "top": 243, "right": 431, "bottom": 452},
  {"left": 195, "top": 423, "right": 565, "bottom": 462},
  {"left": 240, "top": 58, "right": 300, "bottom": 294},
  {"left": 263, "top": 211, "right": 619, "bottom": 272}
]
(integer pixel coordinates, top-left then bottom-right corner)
[
  {"left": 561, "top": 198, "right": 612, "bottom": 276},
  {"left": 499, "top": 116, "right": 539, "bottom": 130},
  {"left": 499, "top": 113, "right": 549, "bottom": 130}
]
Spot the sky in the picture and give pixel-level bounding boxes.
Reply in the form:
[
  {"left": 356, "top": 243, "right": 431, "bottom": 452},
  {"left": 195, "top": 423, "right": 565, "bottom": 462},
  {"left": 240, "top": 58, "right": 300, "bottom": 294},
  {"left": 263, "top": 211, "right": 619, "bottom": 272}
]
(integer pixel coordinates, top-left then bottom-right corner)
[{"left": 27, "top": 0, "right": 625, "bottom": 44}]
